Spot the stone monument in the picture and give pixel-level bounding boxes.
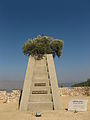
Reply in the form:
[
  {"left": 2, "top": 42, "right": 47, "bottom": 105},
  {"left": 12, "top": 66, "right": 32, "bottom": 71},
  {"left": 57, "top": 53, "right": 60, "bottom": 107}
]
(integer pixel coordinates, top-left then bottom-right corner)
[{"left": 19, "top": 54, "right": 60, "bottom": 111}]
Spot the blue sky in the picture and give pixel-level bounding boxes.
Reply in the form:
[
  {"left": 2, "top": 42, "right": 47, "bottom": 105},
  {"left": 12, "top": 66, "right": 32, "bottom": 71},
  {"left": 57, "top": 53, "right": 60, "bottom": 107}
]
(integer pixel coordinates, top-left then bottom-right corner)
[{"left": 0, "top": 0, "right": 90, "bottom": 85}]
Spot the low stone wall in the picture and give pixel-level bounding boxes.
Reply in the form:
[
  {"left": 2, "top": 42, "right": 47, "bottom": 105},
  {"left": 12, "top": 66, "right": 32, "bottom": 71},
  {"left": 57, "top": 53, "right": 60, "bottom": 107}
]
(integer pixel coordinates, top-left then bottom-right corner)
[
  {"left": 0, "top": 90, "right": 20, "bottom": 103},
  {"left": 0, "top": 87, "right": 90, "bottom": 103},
  {"left": 59, "top": 87, "right": 90, "bottom": 96}
]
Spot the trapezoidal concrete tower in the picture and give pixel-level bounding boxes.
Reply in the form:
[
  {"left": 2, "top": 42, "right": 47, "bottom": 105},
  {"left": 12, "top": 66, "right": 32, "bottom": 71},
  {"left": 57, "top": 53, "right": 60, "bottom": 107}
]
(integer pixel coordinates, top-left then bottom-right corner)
[{"left": 20, "top": 54, "right": 60, "bottom": 111}]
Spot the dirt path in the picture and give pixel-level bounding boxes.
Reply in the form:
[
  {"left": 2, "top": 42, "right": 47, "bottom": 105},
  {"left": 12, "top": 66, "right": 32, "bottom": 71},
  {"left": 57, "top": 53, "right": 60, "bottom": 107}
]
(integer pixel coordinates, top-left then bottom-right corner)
[{"left": 0, "top": 96, "right": 90, "bottom": 120}]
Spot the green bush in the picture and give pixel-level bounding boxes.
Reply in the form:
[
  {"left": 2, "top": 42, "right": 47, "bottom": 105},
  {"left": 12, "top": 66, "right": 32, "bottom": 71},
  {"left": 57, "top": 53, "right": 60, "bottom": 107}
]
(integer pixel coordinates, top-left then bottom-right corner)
[{"left": 22, "top": 35, "right": 64, "bottom": 58}]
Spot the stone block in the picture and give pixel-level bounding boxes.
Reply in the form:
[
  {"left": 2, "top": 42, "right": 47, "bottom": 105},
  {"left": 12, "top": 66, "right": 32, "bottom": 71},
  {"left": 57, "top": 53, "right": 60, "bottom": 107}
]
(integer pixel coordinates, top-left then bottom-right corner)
[
  {"left": 27, "top": 102, "right": 53, "bottom": 111},
  {"left": 30, "top": 86, "right": 51, "bottom": 94},
  {"left": 29, "top": 94, "right": 52, "bottom": 102}
]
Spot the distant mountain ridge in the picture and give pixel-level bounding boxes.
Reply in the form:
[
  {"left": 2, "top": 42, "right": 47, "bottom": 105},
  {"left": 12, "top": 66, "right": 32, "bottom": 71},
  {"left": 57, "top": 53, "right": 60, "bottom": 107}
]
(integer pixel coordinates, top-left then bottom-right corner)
[
  {"left": 0, "top": 79, "right": 90, "bottom": 91},
  {"left": 0, "top": 80, "right": 23, "bottom": 92},
  {"left": 72, "top": 79, "right": 90, "bottom": 87}
]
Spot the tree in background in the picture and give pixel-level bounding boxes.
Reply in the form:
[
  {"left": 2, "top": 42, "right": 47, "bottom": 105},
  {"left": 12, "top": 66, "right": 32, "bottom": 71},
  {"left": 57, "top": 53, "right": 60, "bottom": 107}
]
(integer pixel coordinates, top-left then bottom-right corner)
[{"left": 22, "top": 35, "right": 64, "bottom": 59}]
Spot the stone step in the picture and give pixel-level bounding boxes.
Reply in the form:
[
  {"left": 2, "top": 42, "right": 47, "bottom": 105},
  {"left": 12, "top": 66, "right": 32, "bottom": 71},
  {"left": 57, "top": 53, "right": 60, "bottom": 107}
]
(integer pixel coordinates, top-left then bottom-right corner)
[
  {"left": 30, "top": 86, "right": 51, "bottom": 94},
  {"left": 33, "top": 83, "right": 46, "bottom": 86},
  {"left": 33, "top": 73, "right": 49, "bottom": 79},
  {"left": 34, "top": 71, "right": 48, "bottom": 75},
  {"left": 35, "top": 59, "right": 46, "bottom": 63},
  {"left": 35, "top": 60, "right": 46, "bottom": 64},
  {"left": 27, "top": 102, "right": 53, "bottom": 111},
  {"left": 35, "top": 62, "right": 46, "bottom": 65},
  {"left": 35, "top": 65, "right": 47, "bottom": 70},
  {"left": 34, "top": 72, "right": 48, "bottom": 77},
  {"left": 29, "top": 94, "right": 53, "bottom": 102},
  {"left": 35, "top": 63, "right": 46, "bottom": 67},
  {"left": 34, "top": 70, "right": 48, "bottom": 74},
  {"left": 32, "top": 90, "right": 48, "bottom": 94},
  {"left": 32, "top": 78, "right": 50, "bottom": 82},
  {"left": 32, "top": 79, "right": 51, "bottom": 86},
  {"left": 34, "top": 67, "right": 47, "bottom": 73}
]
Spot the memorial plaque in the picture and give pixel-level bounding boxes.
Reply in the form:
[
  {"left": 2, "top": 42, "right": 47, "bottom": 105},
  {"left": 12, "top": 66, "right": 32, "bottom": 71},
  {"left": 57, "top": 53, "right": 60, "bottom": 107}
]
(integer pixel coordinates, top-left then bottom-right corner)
[
  {"left": 34, "top": 83, "right": 46, "bottom": 86},
  {"left": 68, "top": 99, "right": 88, "bottom": 112},
  {"left": 32, "top": 90, "right": 48, "bottom": 94}
]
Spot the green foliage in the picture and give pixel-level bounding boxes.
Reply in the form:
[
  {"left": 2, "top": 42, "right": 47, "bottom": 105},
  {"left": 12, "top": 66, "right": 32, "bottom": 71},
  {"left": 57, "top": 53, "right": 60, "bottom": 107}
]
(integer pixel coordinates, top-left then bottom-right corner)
[
  {"left": 23, "top": 35, "right": 64, "bottom": 58},
  {"left": 72, "top": 78, "right": 90, "bottom": 87},
  {"left": 60, "top": 83, "right": 64, "bottom": 88}
]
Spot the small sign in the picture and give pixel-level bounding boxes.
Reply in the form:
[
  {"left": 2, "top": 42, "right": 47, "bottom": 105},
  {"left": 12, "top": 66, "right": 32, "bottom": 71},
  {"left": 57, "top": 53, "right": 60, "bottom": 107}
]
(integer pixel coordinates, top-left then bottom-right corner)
[{"left": 68, "top": 99, "right": 88, "bottom": 112}]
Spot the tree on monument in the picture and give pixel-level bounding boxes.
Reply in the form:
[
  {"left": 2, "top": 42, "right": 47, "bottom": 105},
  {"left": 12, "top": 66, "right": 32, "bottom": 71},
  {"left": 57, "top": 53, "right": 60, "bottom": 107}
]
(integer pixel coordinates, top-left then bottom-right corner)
[{"left": 22, "top": 35, "right": 64, "bottom": 59}]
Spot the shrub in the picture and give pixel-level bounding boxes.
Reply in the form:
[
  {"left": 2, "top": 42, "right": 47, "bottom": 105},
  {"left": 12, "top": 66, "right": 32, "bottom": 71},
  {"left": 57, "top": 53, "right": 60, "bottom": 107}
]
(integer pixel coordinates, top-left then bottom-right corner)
[{"left": 22, "top": 35, "right": 64, "bottom": 59}]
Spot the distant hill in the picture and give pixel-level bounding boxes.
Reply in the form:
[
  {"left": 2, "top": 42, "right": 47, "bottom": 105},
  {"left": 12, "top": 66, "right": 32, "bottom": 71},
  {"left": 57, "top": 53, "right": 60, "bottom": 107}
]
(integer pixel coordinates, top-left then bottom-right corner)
[
  {"left": 72, "top": 79, "right": 90, "bottom": 87},
  {"left": 0, "top": 80, "right": 24, "bottom": 92}
]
